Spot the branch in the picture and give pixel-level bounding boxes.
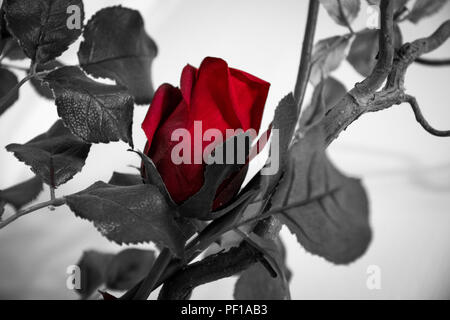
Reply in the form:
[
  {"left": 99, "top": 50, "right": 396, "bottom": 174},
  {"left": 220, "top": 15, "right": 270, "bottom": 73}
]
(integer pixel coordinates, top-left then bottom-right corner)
[
  {"left": 158, "top": 243, "right": 261, "bottom": 300},
  {"left": 158, "top": 218, "right": 280, "bottom": 300},
  {"left": 322, "top": 0, "right": 395, "bottom": 146},
  {"left": 356, "top": 0, "right": 394, "bottom": 96},
  {"left": 322, "top": 14, "right": 450, "bottom": 145},
  {"left": 415, "top": 57, "right": 450, "bottom": 66},
  {"left": 0, "top": 197, "right": 66, "bottom": 230},
  {"left": 386, "top": 19, "right": 450, "bottom": 90},
  {"left": 404, "top": 95, "right": 450, "bottom": 137},
  {"left": 293, "top": 0, "right": 320, "bottom": 114}
]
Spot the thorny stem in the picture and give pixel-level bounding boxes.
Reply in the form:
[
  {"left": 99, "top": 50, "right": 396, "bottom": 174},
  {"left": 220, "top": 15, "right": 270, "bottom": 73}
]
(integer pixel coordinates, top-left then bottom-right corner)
[
  {"left": 404, "top": 95, "right": 450, "bottom": 137},
  {"left": 0, "top": 198, "right": 66, "bottom": 230}
]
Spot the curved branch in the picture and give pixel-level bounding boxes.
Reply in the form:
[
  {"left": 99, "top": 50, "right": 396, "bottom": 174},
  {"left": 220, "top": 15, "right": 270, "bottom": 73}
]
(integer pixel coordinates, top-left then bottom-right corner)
[
  {"left": 404, "top": 95, "right": 450, "bottom": 137},
  {"left": 415, "top": 57, "right": 450, "bottom": 66},
  {"left": 322, "top": 0, "right": 395, "bottom": 145},
  {"left": 386, "top": 20, "right": 450, "bottom": 90},
  {"left": 323, "top": 17, "right": 450, "bottom": 146}
]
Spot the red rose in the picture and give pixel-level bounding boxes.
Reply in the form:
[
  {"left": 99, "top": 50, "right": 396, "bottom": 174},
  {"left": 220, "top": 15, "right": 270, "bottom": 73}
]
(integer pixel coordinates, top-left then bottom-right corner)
[{"left": 142, "top": 57, "right": 270, "bottom": 206}]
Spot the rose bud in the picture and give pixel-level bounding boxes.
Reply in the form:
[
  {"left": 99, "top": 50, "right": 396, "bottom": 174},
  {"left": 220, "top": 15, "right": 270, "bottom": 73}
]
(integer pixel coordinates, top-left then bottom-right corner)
[{"left": 142, "top": 57, "right": 270, "bottom": 209}]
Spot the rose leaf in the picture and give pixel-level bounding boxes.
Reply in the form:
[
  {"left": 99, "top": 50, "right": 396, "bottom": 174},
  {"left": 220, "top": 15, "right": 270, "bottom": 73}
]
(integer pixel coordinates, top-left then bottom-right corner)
[{"left": 6, "top": 120, "right": 91, "bottom": 187}]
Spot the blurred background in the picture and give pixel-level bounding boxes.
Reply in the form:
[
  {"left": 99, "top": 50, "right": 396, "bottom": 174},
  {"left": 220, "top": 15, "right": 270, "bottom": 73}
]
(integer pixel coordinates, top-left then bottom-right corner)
[{"left": 0, "top": 0, "right": 449, "bottom": 299}]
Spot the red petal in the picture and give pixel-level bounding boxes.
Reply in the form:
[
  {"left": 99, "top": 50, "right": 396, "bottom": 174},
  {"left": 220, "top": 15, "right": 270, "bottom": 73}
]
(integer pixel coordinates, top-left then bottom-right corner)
[
  {"left": 188, "top": 57, "right": 242, "bottom": 131},
  {"left": 180, "top": 64, "right": 197, "bottom": 105},
  {"left": 229, "top": 68, "right": 270, "bottom": 133},
  {"left": 142, "top": 84, "right": 182, "bottom": 147}
]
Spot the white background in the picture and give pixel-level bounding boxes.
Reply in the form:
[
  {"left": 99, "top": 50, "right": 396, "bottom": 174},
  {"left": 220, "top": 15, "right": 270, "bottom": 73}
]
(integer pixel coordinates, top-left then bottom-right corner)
[{"left": 0, "top": 0, "right": 449, "bottom": 299}]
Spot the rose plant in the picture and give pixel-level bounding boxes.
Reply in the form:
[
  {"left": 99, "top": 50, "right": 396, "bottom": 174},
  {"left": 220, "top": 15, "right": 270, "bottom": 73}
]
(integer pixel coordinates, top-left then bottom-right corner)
[{"left": 0, "top": 0, "right": 449, "bottom": 300}]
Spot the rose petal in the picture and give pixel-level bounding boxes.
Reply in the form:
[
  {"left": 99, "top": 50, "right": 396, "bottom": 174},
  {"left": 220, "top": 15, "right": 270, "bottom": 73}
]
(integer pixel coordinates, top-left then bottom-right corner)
[
  {"left": 142, "top": 84, "right": 182, "bottom": 146},
  {"left": 180, "top": 64, "right": 197, "bottom": 105},
  {"left": 229, "top": 68, "right": 270, "bottom": 133},
  {"left": 189, "top": 57, "right": 242, "bottom": 131}
]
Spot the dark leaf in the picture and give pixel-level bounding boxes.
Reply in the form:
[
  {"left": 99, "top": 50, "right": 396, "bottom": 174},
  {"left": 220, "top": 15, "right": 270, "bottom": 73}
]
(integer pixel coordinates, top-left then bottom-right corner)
[
  {"left": 43, "top": 66, "right": 134, "bottom": 146},
  {"left": 76, "top": 250, "right": 114, "bottom": 299},
  {"left": 407, "top": 0, "right": 447, "bottom": 23},
  {"left": 30, "top": 60, "right": 63, "bottom": 99},
  {"left": 178, "top": 133, "right": 251, "bottom": 220},
  {"left": 234, "top": 236, "right": 291, "bottom": 300},
  {"left": 108, "top": 172, "right": 142, "bottom": 186},
  {"left": 75, "top": 248, "right": 156, "bottom": 299},
  {"left": 1, "top": 38, "right": 27, "bottom": 60},
  {"left": 0, "top": 6, "right": 9, "bottom": 54},
  {"left": 0, "top": 67, "right": 19, "bottom": 116},
  {"left": 310, "top": 35, "right": 351, "bottom": 85},
  {"left": 65, "top": 181, "right": 185, "bottom": 257},
  {"left": 259, "top": 94, "right": 298, "bottom": 198},
  {"left": 130, "top": 150, "right": 200, "bottom": 242},
  {"left": 0, "top": 5, "right": 7, "bottom": 37},
  {"left": 321, "top": 77, "right": 347, "bottom": 108},
  {"left": 273, "top": 93, "right": 297, "bottom": 166},
  {"left": 6, "top": 120, "right": 91, "bottom": 187},
  {"left": 300, "top": 77, "right": 347, "bottom": 131},
  {"left": 0, "top": 4, "right": 26, "bottom": 59},
  {"left": 320, "top": 0, "right": 360, "bottom": 27},
  {"left": 241, "top": 232, "right": 285, "bottom": 279},
  {"left": 347, "top": 25, "right": 403, "bottom": 77},
  {"left": 0, "top": 175, "right": 43, "bottom": 210},
  {"left": 105, "top": 248, "right": 155, "bottom": 291},
  {"left": 271, "top": 123, "right": 371, "bottom": 264},
  {"left": 0, "top": 201, "right": 5, "bottom": 219},
  {"left": 78, "top": 6, "right": 157, "bottom": 104},
  {"left": 130, "top": 150, "right": 173, "bottom": 204},
  {"left": 299, "top": 81, "right": 327, "bottom": 131},
  {"left": 4, "top": 0, "right": 84, "bottom": 64}
]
